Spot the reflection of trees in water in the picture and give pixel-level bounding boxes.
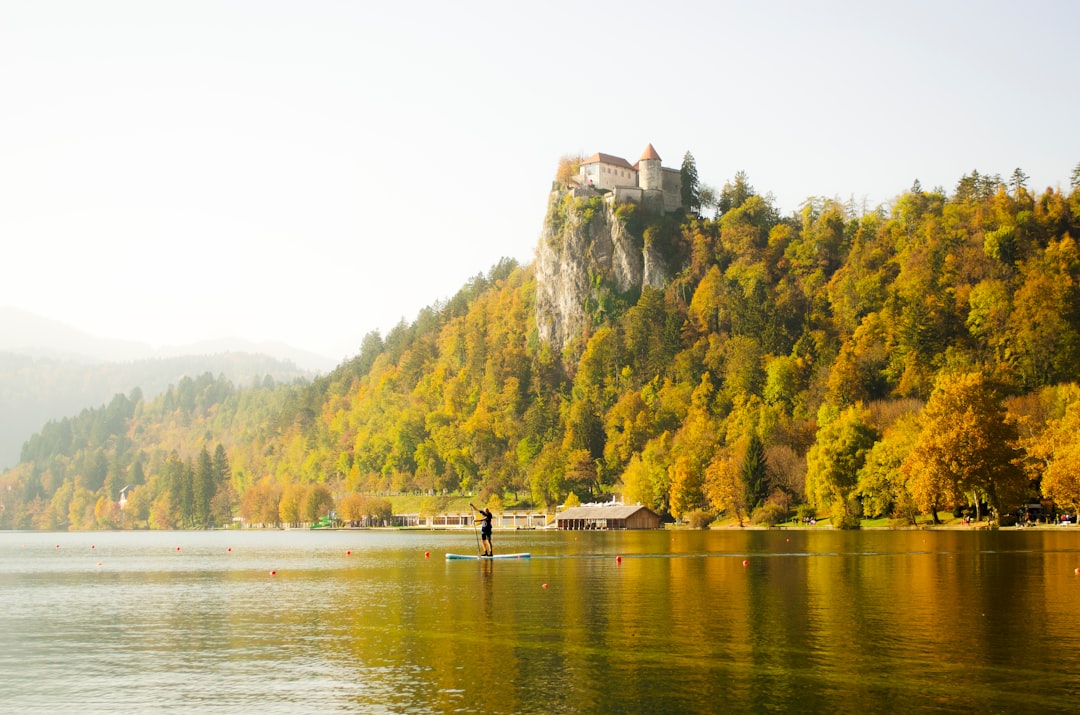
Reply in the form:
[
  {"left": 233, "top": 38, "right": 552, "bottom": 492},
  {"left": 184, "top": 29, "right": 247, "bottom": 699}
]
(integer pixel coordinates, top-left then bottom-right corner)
[{"left": 480, "top": 558, "right": 494, "bottom": 620}]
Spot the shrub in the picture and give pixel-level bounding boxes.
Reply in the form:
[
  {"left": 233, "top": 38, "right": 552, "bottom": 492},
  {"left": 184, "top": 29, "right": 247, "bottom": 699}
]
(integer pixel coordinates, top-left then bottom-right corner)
[
  {"left": 751, "top": 502, "right": 787, "bottom": 527},
  {"left": 685, "top": 509, "right": 713, "bottom": 529},
  {"left": 833, "top": 510, "right": 862, "bottom": 530}
]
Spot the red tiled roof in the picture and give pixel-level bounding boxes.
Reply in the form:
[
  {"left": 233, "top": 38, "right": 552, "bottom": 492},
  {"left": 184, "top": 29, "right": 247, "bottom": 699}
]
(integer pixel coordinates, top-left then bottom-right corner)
[
  {"left": 581, "top": 152, "right": 635, "bottom": 171},
  {"left": 639, "top": 143, "right": 661, "bottom": 162}
]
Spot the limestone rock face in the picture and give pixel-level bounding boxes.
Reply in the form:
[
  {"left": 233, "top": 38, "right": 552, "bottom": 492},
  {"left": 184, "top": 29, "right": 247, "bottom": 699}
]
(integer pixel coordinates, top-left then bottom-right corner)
[{"left": 535, "top": 194, "right": 670, "bottom": 351}]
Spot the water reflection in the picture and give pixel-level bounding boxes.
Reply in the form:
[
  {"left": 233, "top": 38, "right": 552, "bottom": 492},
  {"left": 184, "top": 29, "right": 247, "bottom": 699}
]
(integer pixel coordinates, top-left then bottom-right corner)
[{"left": 1, "top": 529, "right": 1079, "bottom": 712}]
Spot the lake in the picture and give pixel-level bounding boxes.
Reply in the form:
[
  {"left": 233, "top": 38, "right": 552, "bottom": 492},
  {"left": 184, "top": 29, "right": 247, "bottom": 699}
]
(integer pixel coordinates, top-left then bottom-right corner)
[{"left": 1, "top": 528, "right": 1078, "bottom": 713}]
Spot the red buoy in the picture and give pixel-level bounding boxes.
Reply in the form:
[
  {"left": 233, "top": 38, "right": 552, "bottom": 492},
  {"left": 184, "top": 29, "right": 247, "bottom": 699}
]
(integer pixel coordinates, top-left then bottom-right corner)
[
  {"left": 424, "top": 551, "right": 430, "bottom": 558},
  {"left": 346, "top": 550, "right": 351, "bottom": 556},
  {"left": 270, "top": 570, "right": 277, "bottom": 576},
  {"left": 616, "top": 555, "right": 622, "bottom": 565},
  {"left": 742, "top": 560, "right": 750, "bottom": 567}
]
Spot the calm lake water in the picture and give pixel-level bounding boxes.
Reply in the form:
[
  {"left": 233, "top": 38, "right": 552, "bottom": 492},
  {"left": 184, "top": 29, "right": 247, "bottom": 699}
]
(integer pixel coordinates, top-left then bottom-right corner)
[{"left": 1, "top": 528, "right": 1078, "bottom": 713}]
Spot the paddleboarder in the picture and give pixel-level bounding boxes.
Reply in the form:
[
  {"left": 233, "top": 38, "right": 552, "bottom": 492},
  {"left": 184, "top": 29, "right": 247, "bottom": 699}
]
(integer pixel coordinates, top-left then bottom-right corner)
[{"left": 471, "top": 503, "right": 493, "bottom": 556}]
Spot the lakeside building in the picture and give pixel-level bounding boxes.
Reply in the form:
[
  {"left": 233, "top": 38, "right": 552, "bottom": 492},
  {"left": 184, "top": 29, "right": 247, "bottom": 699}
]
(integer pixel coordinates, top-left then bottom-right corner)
[
  {"left": 393, "top": 510, "right": 550, "bottom": 529},
  {"left": 556, "top": 504, "right": 662, "bottom": 530}
]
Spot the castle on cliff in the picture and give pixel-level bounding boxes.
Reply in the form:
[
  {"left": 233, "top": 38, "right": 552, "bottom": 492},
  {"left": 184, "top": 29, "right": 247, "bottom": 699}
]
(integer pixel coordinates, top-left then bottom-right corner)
[{"left": 572, "top": 143, "right": 683, "bottom": 214}]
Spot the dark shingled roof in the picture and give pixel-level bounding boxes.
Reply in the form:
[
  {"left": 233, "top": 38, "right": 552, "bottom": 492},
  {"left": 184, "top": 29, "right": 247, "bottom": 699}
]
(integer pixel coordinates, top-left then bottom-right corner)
[{"left": 557, "top": 505, "right": 655, "bottom": 520}]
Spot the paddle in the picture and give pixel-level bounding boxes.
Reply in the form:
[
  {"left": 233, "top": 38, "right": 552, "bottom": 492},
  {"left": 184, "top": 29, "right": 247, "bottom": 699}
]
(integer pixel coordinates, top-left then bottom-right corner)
[{"left": 469, "top": 502, "right": 482, "bottom": 557}]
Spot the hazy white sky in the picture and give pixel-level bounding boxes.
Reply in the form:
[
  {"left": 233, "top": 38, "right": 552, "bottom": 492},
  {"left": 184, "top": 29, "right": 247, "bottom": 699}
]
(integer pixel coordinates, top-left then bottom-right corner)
[{"left": 2, "top": 0, "right": 1077, "bottom": 363}]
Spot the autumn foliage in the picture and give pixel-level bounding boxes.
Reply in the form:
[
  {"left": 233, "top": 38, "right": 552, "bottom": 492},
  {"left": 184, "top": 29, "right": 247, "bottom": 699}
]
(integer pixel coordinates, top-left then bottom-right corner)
[{"left": 4, "top": 167, "right": 1080, "bottom": 529}]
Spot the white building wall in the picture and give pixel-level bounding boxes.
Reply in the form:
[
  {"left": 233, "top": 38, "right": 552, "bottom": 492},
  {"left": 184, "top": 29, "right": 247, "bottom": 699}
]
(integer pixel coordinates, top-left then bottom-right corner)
[
  {"left": 580, "top": 161, "right": 638, "bottom": 191},
  {"left": 639, "top": 158, "right": 661, "bottom": 191}
]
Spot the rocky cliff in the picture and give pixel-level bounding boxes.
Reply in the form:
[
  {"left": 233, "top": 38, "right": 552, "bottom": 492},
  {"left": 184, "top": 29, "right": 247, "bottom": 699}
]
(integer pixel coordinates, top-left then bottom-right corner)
[{"left": 534, "top": 192, "right": 672, "bottom": 351}]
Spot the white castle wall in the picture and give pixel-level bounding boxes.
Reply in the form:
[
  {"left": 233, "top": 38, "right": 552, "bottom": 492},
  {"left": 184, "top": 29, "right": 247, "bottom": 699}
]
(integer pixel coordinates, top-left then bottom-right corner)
[
  {"left": 581, "top": 162, "right": 638, "bottom": 191},
  {"left": 611, "top": 186, "right": 644, "bottom": 204},
  {"left": 639, "top": 158, "right": 661, "bottom": 191}
]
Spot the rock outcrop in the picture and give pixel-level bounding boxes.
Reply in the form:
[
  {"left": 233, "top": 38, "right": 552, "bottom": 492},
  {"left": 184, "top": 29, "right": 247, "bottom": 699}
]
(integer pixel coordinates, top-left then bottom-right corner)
[{"left": 534, "top": 192, "right": 671, "bottom": 351}]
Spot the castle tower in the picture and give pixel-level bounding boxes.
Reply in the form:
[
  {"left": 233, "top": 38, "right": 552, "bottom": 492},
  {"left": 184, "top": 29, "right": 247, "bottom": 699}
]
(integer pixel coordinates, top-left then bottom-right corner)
[{"left": 638, "top": 144, "right": 662, "bottom": 191}]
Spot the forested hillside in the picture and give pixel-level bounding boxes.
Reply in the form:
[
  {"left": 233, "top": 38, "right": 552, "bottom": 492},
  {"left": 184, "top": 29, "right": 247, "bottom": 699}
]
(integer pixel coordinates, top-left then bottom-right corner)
[
  {"left": 0, "top": 351, "right": 312, "bottom": 469},
  {"left": 4, "top": 161, "right": 1080, "bottom": 530}
]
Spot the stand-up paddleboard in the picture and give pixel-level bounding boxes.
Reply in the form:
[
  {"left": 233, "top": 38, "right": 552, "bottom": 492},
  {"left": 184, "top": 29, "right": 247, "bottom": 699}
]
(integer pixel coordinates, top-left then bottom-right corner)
[{"left": 445, "top": 552, "right": 531, "bottom": 560}]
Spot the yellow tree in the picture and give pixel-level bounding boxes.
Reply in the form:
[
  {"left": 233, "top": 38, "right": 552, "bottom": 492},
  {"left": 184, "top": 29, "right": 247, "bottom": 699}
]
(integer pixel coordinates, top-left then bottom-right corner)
[
  {"left": 301, "top": 484, "right": 334, "bottom": 523},
  {"left": 149, "top": 491, "right": 178, "bottom": 530},
  {"left": 826, "top": 313, "right": 889, "bottom": 405},
  {"left": 603, "top": 390, "right": 652, "bottom": 476},
  {"left": 668, "top": 455, "right": 704, "bottom": 521},
  {"left": 1033, "top": 401, "right": 1080, "bottom": 515},
  {"left": 704, "top": 440, "right": 747, "bottom": 526},
  {"left": 619, "top": 453, "right": 656, "bottom": 510},
  {"left": 239, "top": 479, "right": 282, "bottom": 526},
  {"left": 687, "top": 265, "right": 726, "bottom": 336},
  {"left": 278, "top": 484, "right": 304, "bottom": 527},
  {"left": 122, "top": 484, "right": 151, "bottom": 527},
  {"left": 857, "top": 413, "right": 920, "bottom": 523},
  {"left": 563, "top": 448, "right": 599, "bottom": 501},
  {"left": 1008, "top": 236, "right": 1080, "bottom": 387},
  {"left": 337, "top": 493, "right": 366, "bottom": 525},
  {"left": 555, "top": 154, "right": 583, "bottom": 185},
  {"left": 669, "top": 375, "right": 720, "bottom": 519},
  {"left": 805, "top": 404, "right": 878, "bottom": 527},
  {"left": 68, "top": 486, "right": 96, "bottom": 530},
  {"left": 902, "top": 372, "right": 1026, "bottom": 524}
]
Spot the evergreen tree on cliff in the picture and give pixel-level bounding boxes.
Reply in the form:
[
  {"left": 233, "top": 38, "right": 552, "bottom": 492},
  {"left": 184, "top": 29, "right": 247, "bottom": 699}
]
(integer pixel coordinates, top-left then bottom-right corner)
[{"left": 680, "top": 151, "right": 700, "bottom": 215}]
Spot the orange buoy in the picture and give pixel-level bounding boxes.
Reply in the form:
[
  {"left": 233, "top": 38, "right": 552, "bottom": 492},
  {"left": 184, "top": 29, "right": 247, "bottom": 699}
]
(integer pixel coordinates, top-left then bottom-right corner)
[
  {"left": 424, "top": 551, "right": 430, "bottom": 558},
  {"left": 96, "top": 562, "right": 103, "bottom": 567},
  {"left": 541, "top": 583, "right": 548, "bottom": 589}
]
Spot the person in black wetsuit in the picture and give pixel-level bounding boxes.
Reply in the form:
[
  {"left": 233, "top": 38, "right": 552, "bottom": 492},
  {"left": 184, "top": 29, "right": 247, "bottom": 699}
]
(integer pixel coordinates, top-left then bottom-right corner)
[{"left": 470, "top": 503, "right": 493, "bottom": 556}]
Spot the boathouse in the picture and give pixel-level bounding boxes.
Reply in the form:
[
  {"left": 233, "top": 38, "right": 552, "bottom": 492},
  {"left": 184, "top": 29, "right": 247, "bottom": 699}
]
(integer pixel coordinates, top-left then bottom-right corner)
[
  {"left": 556, "top": 505, "right": 662, "bottom": 531},
  {"left": 393, "top": 510, "right": 549, "bottom": 529}
]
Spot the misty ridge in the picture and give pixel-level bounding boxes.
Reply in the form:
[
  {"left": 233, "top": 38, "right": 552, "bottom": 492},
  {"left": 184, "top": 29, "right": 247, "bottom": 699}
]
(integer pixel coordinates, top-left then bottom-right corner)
[{"left": 0, "top": 307, "right": 323, "bottom": 469}]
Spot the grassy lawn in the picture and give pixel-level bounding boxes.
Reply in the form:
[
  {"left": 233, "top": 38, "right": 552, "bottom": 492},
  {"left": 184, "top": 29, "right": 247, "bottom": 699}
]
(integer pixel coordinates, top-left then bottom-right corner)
[{"left": 383, "top": 494, "right": 539, "bottom": 514}]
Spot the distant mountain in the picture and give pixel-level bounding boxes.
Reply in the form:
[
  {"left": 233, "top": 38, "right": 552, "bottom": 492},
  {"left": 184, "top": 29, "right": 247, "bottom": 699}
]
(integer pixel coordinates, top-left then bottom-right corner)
[
  {"left": 0, "top": 307, "right": 337, "bottom": 372},
  {"left": 0, "top": 307, "right": 148, "bottom": 363},
  {"left": 0, "top": 308, "right": 326, "bottom": 469},
  {"left": 152, "top": 338, "right": 337, "bottom": 375}
]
